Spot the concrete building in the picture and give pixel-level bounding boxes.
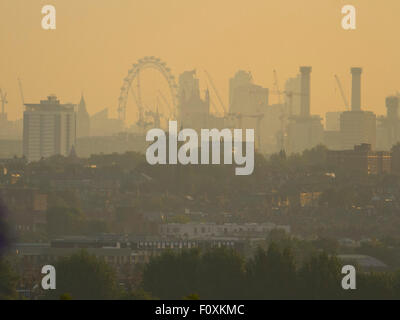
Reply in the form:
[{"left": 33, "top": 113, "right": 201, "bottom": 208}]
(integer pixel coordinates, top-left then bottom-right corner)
[
  {"left": 76, "top": 132, "right": 147, "bottom": 157},
  {"left": 337, "top": 254, "right": 387, "bottom": 271},
  {"left": 178, "top": 70, "right": 210, "bottom": 130},
  {"left": 325, "top": 111, "right": 342, "bottom": 131},
  {"left": 376, "top": 96, "right": 400, "bottom": 150},
  {"left": 339, "top": 68, "right": 376, "bottom": 150},
  {"left": 228, "top": 70, "right": 269, "bottom": 151},
  {"left": 90, "top": 108, "right": 123, "bottom": 136},
  {"left": 284, "top": 73, "right": 301, "bottom": 116},
  {"left": 263, "top": 103, "right": 286, "bottom": 153},
  {"left": 23, "top": 95, "right": 76, "bottom": 162},
  {"left": 229, "top": 70, "right": 268, "bottom": 116},
  {"left": 287, "top": 66, "right": 323, "bottom": 154},
  {"left": 229, "top": 70, "right": 253, "bottom": 111},
  {"left": 327, "top": 143, "right": 391, "bottom": 175},
  {"left": 324, "top": 112, "right": 343, "bottom": 150},
  {"left": 340, "top": 110, "right": 376, "bottom": 150},
  {"left": 160, "top": 222, "right": 290, "bottom": 239},
  {"left": 323, "top": 130, "right": 343, "bottom": 150}
]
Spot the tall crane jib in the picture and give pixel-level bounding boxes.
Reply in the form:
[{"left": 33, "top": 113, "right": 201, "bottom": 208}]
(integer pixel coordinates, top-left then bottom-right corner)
[
  {"left": 334, "top": 74, "right": 350, "bottom": 110},
  {"left": 273, "top": 69, "right": 282, "bottom": 105},
  {"left": 0, "top": 89, "right": 8, "bottom": 118},
  {"left": 204, "top": 70, "right": 227, "bottom": 116},
  {"left": 18, "top": 77, "right": 25, "bottom": 115}
]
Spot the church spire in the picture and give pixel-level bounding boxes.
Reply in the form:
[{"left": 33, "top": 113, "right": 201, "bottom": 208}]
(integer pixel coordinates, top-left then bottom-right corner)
[{"left": 78, "top": 93, "right": 86, "bottom": 111}]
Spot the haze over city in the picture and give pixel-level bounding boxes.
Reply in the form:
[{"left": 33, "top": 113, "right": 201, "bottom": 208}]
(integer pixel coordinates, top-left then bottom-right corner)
[
  {"left": 1, "top": 0, "right": 400, "bottom": 122},
  {"left": 4, "top": 0, "right": 400, "bottom": 303}
]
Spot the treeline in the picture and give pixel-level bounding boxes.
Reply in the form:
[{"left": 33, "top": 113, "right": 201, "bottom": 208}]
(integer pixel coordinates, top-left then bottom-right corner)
[
  {"left": 140, "top": 245, "right": 400, "bottom": 300},
  {"left": 3, "top": 246, "right": 400, "bottom": 300}
]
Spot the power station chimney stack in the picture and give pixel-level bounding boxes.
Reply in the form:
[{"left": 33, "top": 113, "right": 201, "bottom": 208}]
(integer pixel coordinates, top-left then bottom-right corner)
[
  {"left": 351, "top": 67, "right": 362, "bottom": 111},
  {"left": 386, "top": 96, "right": 399, "bottom": 121},
  {"left": 300, "top": 66, "right": 312, "bottom": 117}
]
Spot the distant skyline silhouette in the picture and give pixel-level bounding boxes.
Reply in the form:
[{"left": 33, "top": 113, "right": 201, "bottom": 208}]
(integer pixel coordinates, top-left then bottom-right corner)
[{"left": 1, "top": 0, "right": 400, "bottom": 123}]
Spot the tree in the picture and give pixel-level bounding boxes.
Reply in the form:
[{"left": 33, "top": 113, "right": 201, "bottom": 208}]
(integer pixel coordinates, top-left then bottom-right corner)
[
  {"left": 0, "top": 198, "right": 11, "bottom": 256},
  {"left": 196, "top": 248, "right": 246, "bottom": 299},
  {"left": 47, "top": 250, "right": 120, "bottom": 300},
  {"left": 46, "top": 206, "right": 85, "bottom": 236},
  {"left": 46, "top": 206, "right": 107, "bottom": 236},
  {"left": 0, "top": 258, "right": 18, "bottom": 300},
  {"left": 298, "top": 252, "right": 343, "bottom": 299},
  {"left": 142, "top": 248, "right": 245, "bottom": 300},
  {"left": 142, "top": 249, "right": 200, "bottom": 300},
  {"left": 246, "top": 244, "right": 297, "bottom": 299}
]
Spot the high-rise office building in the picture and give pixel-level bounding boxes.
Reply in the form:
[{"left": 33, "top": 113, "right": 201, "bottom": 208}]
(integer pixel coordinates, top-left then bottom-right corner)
[
  {"left": 229, "top": 70, "right": 268, "bottom": 115},
  {"left": 178, "top": 70, "right": 210, "bottom": 130},
  {"left": 229, "top": 70, "right": 253, "bottom": 112},
  {"left": 23, "top": 95, "right": 76, "bottom": 162},
  {"left": 325, "top": 112, "right": 342, "bottom": 131}
]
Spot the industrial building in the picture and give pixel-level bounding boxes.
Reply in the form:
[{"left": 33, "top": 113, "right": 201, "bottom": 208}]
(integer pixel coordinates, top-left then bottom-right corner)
[
  {"left": 325, "top": 111, "right": 342, "bottom": 131},
  {"left": 23, "top": 95, "right": 76, "bottom": 162},
  {"left": 284, "top": 74, "right": 301, "bottom": 116},
  {"left": 339, "top": 68, "right": 376, "bottom": 150},
  {"left": 376, "top": 96, "right": 400, "bottom": 150},
  {"left": 286, "top": 66, "right": 324, "bottom": 154}
]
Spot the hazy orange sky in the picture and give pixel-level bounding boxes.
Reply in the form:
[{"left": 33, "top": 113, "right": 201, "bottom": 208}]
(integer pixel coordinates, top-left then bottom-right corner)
[{"left": 1, "top": 0, "right": 400, "bottom": 124}]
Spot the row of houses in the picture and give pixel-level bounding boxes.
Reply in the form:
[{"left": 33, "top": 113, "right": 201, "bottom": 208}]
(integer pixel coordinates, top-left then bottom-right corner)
[{"left": 160, "top": 222, "right": 290, "bottom": 239}]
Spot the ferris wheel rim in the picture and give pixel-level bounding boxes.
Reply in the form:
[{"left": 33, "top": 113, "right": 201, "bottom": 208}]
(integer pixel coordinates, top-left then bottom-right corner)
[{"left": 118, "top": 56, "right": 178, "bottom": 124}]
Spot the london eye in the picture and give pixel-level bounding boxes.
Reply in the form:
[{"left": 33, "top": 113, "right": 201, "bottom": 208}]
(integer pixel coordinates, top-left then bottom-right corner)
[{"left": 117, "top": 56, "right": 179, "bottom": 131}]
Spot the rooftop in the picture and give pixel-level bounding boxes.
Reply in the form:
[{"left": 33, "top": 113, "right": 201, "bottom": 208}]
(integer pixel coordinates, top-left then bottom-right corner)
[{"left": 24, "top": 95, "right": 75, "bottom": 112}]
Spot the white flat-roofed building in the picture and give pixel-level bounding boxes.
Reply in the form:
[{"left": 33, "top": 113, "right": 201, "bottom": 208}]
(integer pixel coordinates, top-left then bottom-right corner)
[
  {"left": 160, "top": 222, "right": 290, "bottom": 239},
  {"left": 23, "top": 95, "right": 76, "bottom": 162}
]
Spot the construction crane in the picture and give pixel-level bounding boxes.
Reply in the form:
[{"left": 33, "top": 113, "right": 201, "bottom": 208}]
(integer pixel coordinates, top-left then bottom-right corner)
[
  {"left": 208, "top": 96, "right": 222, "bottom": 117},
  {"left": 271, "top": 70, "right": 287, "bottom": 151},
  {"left": 334, "top": 74, "right": 349, "bottom": 110},
  {"left": 204, "top": 70, "right": 227, "bottom": 116},
  {"left": 17, "top": 77, "right": 25, "bottom": 112},
  {"left": 269, "top": 90, "right": 306, "bottom": 116},
  {"left": 245, "top": 113, "right": 264, "bottom": 150},
  {"left": 273, "top": 69, "right": 283, "bottom": 105},
  {"left": 269, "top": 89, "right": 306, "bottom": 151},
  {"left": 0, "top": 89, "right": 7, "bottom": 119}
]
